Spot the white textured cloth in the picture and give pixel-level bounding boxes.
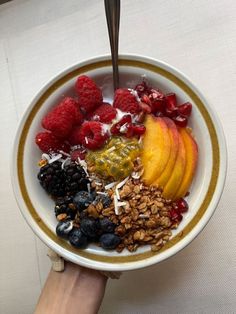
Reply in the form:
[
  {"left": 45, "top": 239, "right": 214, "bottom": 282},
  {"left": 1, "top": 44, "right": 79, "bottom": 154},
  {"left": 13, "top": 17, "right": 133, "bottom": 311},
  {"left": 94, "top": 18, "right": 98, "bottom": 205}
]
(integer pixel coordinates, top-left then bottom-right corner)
[{"left": 0, "top": 0, "right": 235, "bottom": 313}]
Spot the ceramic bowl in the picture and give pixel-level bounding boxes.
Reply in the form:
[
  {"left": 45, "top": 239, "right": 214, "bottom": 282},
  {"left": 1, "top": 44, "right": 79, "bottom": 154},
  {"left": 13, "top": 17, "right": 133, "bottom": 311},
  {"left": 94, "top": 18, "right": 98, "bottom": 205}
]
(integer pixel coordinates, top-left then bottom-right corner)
[{"left": 12, "top": 55, "right": 227, "bottom": 271}]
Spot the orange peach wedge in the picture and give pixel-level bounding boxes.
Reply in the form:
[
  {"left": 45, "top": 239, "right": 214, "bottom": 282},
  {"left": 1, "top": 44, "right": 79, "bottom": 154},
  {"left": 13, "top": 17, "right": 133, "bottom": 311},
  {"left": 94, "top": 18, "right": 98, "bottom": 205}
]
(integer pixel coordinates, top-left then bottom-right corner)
[
  {"left": 174, "top": 128, "right": 198, "bottom": 200},
  {"left": 152, "top": 117, "right": 180, "bottom": 189},
  {"left": 162, "top": 131, "right": 186, "bottom": 200},
  {"left": 141, "top": 115, "right": 171, "bottom": 184}
]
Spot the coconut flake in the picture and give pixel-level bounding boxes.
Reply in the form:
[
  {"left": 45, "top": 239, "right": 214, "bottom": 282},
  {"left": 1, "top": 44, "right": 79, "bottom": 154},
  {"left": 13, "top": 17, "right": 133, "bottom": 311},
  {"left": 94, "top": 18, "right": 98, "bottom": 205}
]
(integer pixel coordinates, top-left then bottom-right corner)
[
  {"left": 116, "top": 176, "right": 129, "bottom": 189},
  {"left": 85, "top": 137, "right": 88, "bottom": 144},
  {"left": 117, "top": 201, "right": 127, "bottom": 207},
  {"left": 59, "top": 150, "right": 70, "bottom": 157},
  {"left": 95, "top": 181, "right": 102, "bottom": 186},
  {"left": 48, "top": 153, "right": 63, "bottom": 164},
  {"left": 128, "top": 88, "right": 141, "bottom": 102},
  {"left": 114, "top": 195, "right": 119, "bottom": 215},
  {"left": 87, "top": 183, "right": 91, "bottom": 194},
  {"left": 61, "top": 157, "right": 71, "bottom": 169},
  {"left": 42, "top": 153, "right": 50, "bottom": 162},
  {"left": 105, "top": 181, "right": 117, "bottom": 190},
  {"left": 77, "top": 158, "right": 89, "bottom": 177},
  {"left": 96, "top": 191, "right": 108, "bottom": 196},
  {"left": 139, "top": 214, "right": 149, "bottom": 219},
  {"left": 119, "top": 123, "right": 128, "bottom": 133}
]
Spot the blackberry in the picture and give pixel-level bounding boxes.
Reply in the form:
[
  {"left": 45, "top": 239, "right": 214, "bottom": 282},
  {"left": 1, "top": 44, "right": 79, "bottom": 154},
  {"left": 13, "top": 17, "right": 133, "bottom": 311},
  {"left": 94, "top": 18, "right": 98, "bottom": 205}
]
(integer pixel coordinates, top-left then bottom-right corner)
[
  {"left": 64, "top": 162, "right": 89, "bottom": 195},
  {"left": 37, "top": 161, "right": 65, "bottom": 197},
  {"left": 54, "top": 195, "right": 77, "bottom": 219}
]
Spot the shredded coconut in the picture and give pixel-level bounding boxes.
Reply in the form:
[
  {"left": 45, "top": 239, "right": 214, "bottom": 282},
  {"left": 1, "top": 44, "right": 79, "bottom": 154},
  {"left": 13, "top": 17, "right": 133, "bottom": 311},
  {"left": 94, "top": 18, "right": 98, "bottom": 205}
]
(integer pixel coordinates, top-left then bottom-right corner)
[
  {"left": 114, "top": 195, "right": 119, "bottom": 215},
  {"left": 42, "top": 153, "right": 50, "bottom": 162},
  {"left": 59, "top": 150, "right": 71, "bottom": 157},
  {"left": 116, "top": 176, "right": 130, "bottom": 189},
  {"left": 96, "top": 191, "right": 108, "bottom": 196},
  {"left": 139, "top": 214, "right": 149, "bottom": 219},
  {"left": 128, "top": 88, "right": 141, "bottom": 102},
  {"left": 119, "top": 123, "right": 128, "bottom": 133},
  {"left": 87, "top": 183, "right": 91, "bottom": 194},
  {"left": 61, "top": 157, "right": 71, "bottom": 169},
  {"left": 77, "top": 158, "right": 89, "bottom": 177},
  {"left": 48, "top": 154, "right": 63, "bottom": 164},
  {"left": 85, "top": 137, "right": 88, "bottom": 144},
  {"left": 105, "top": 182, "right": 117, "bottom": 190}
]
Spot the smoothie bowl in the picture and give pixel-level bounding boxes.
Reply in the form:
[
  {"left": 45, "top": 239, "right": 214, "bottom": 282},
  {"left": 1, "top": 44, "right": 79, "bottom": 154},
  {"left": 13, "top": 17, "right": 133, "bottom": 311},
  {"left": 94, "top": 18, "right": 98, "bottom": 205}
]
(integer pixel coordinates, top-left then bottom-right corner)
[{"left": 12, "top": 55, "right": 227, "bottom": 271}]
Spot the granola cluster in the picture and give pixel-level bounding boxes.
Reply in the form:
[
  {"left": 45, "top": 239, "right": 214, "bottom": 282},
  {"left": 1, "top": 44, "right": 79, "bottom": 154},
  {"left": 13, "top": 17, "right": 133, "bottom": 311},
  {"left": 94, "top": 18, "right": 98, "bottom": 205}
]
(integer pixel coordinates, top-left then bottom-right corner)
[{"left": 80, "top": 176, "right": 180, "bottom": 253}]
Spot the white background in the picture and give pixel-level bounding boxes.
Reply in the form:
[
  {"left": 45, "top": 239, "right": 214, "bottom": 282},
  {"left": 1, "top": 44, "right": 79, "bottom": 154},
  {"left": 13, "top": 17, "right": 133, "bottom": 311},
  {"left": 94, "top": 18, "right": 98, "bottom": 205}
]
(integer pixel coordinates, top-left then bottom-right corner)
[{"left": 0, "top": 0, "right": 235, "bottom": 313}]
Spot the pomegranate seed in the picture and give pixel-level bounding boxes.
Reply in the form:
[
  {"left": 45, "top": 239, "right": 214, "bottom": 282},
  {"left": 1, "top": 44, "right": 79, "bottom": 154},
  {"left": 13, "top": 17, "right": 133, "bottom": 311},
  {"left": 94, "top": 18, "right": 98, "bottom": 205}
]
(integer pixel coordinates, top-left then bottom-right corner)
[
  {"left": 165, "top": 93, "right": 178, "bottom": 117},
  {"left": 132, "top": 124, "right": 146, "bottom": 135},
  {"left": 177, "top": 102, "right": 192, "bottom": 117},
  {"left": 141, "top": 94, "right": 152, "bottom": 106},
  {"left": 139, "top": 101, "right": 152, "bottom": 113},
  {"left": 148, "top": 89, "right": 166, "bottom": 114},
  {"left": 110, "top": 123, "right": 121, "bottom": 135},
  {"left": 175, "top": 198, "right": 189, "bottom": 213},
  {"left": 118, "top": 114, "right": 132, "bottom": 125},
  {"left": 173, "top": 115, "right": 188, "bottom": 127},
  {"left": 135, "top": 81, "right": 150, "bottom": 97},
  {"left": 169, "top": 209, "right": 183, "bottom": 222},
  {"left": 165, "top": 107, "right": 178, "bottom": 118},
  {"left": 166, "top": 93, "right": 177, "bottom": 108},
  {"left": 135, "top": 111, "right": 146, "bottom": 123},
  {"left": 125, "top": 123, "right": 134, "bottom": 138}
]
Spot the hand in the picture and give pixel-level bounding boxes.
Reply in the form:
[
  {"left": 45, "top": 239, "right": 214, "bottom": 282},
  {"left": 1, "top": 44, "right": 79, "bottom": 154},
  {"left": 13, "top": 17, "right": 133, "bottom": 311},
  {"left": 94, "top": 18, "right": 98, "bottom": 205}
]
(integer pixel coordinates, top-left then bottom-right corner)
[{"left": 47, "top": 248, "right": 122, "bottom": 279}]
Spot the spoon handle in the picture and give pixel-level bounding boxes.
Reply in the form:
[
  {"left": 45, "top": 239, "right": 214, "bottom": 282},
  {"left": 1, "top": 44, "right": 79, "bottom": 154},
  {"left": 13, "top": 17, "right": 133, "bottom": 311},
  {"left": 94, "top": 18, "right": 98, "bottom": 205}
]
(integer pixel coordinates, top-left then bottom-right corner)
[{"left": 104, "top": 0, "right": 120, "bottom": 91}]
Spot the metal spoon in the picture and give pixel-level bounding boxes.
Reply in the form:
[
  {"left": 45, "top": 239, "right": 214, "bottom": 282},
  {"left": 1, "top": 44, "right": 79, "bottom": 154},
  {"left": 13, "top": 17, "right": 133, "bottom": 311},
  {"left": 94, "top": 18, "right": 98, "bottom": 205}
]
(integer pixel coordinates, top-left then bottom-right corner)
[{"left": 104, "top": 0, "right": 120, "bottom": 91}]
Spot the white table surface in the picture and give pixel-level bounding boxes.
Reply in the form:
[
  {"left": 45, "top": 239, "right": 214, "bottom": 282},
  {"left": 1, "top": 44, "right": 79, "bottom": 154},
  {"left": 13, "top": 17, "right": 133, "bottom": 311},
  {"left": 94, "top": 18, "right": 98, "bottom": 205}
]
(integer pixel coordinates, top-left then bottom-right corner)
[{"left": 0, "top": 0, "right": 235, "bottom": 313}]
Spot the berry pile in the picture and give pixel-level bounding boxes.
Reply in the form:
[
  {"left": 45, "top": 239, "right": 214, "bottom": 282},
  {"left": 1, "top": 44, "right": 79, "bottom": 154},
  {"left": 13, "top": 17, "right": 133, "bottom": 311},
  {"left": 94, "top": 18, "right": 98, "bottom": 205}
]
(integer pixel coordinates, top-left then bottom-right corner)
[{"left": 38, "top": 161, "right": 88, "bottom": 197}]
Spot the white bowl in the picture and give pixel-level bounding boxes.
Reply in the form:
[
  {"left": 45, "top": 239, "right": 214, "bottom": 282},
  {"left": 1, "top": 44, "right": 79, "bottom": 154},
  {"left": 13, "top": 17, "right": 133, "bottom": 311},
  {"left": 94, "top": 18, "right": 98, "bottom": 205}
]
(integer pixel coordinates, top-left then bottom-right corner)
[{"left": 12, "top": 55, "right": 227, "bottom": 271}]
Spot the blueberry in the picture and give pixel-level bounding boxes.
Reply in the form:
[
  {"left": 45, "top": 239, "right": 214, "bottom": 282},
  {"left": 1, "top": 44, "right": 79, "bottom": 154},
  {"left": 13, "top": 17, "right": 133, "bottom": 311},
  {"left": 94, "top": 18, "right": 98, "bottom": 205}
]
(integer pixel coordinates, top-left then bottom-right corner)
[
  {"left": 80, "top": 217, "right": 100, "bottom": 239},
  {"left": 99, "top": 233, "right": 121, "bottom": 250},
  {"left": 56, "top": 220, "right": 73, "bottom": 239},
  {"left": 95, "top": 194, "right": 111, "bottom": 208},
  {"left": 73, "top": 191, "right": 95, "bottom": 212},
  {"left": 100, "top": 218, "right": 116, "bottom": 233},
  {"left": 69, "top": 228, "right": 88, "bottom": 248}
]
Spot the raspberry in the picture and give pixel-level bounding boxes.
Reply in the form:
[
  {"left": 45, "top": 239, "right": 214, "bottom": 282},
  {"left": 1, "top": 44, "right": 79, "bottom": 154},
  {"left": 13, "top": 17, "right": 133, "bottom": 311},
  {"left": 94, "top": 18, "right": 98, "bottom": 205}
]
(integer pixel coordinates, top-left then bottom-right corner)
[
  {"left": 57, "top": 97, "right": 84, "bottom": 125},
  {"left": 35, "top": 132, "right": 69, "bottom": 153},
  {"left": 113, "top": 89, "right": 141, "bottom": 114},
  {"left": 42, "top": 97, "right": 83, "bottom": 139},
  {"left": 77, "top": 121, "right": 109, "bottom": 150},
  {"left": 68, "top": 126, "right": 83, "bottom": 145},
  {"left": 75, "top": 75, "right": 103, "bottom": 113},
  {"left": 90, "top": 102, "right": 117, "bottom": 123},
  {"left": 42, "top": 113, "right": 73, "bottom": 139}
]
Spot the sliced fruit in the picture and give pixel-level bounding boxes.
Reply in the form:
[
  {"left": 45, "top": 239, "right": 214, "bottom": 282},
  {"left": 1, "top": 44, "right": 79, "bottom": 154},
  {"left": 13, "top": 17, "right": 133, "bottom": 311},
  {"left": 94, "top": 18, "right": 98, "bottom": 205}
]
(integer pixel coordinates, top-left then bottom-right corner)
[
  {"left": 141, "top": 116, "right": 171, "bottom": 184},
  {"left": 162, "top": 132, "right": 186, "bottom": 200},
  {"left": 152, "top": 117, "right": 180, "bottom": 188},
  {"left": 174, "top": 128, "right": 198, "bottom": 199}
]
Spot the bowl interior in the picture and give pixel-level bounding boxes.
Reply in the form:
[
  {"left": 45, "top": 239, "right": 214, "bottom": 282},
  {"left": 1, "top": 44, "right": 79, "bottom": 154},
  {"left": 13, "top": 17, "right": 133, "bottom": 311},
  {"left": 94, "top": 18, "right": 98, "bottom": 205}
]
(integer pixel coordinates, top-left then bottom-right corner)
[{"left": 14, "top": 57, "right": 222, "bottom": 270}]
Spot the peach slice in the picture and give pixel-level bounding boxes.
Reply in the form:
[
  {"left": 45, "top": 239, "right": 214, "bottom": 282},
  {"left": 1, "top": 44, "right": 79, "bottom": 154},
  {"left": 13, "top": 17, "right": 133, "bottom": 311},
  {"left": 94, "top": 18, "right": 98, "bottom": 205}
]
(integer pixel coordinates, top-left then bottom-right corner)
[
  {"left": 174, "top": 128, "right": 198, "bottom": 200},
  {"left": 152, "top": 117, "right": 180, "bottom": 189},
  {"left": 141, "top": 116, "right": 171, "bottom": 184},
  {"left": 162, "top": 132, "right": 186, "bottom": 200}
]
